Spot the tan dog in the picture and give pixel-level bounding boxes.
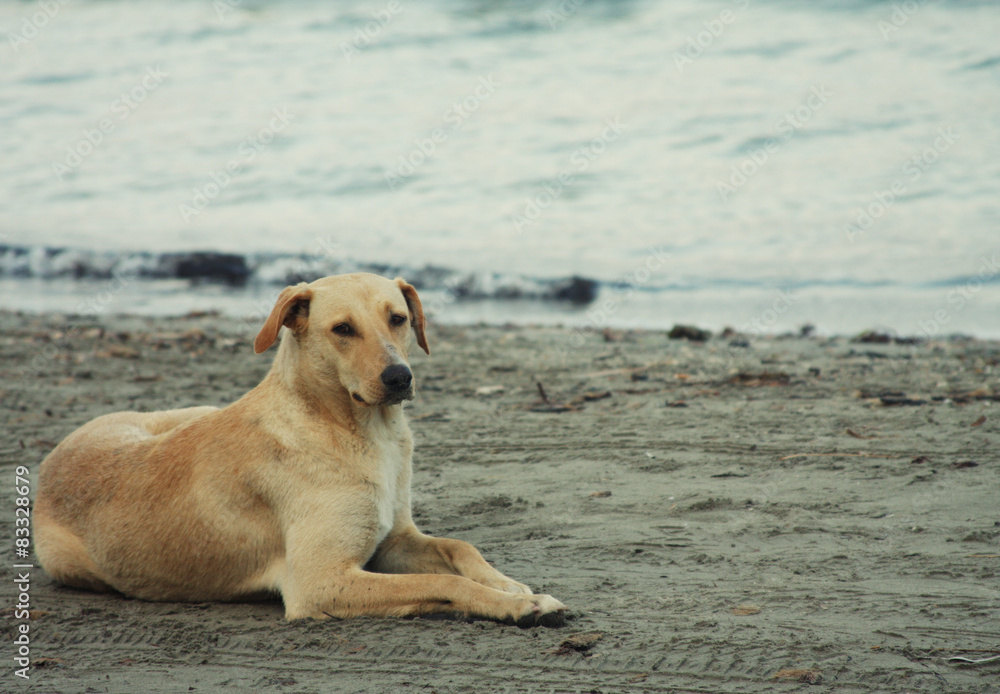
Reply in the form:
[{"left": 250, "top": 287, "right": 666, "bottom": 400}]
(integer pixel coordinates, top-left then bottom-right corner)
[{"left": 34, "top": 273, "right": 565, "bottom": 625}]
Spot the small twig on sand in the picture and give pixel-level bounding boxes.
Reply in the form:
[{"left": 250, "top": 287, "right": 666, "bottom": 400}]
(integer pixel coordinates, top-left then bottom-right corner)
[{"left": 536, "top": 381, "right": 551, "bottom": 404}]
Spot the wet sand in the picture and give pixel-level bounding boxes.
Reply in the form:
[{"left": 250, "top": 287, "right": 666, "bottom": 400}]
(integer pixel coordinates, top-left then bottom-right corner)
[{"left": 1, "top": 311, "right": 998, "bottom": 693}]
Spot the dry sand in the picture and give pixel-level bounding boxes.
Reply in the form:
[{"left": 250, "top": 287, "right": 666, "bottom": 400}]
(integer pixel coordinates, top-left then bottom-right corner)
[{"left": 1, "top": 311, "right": 998, "bottom": 693}]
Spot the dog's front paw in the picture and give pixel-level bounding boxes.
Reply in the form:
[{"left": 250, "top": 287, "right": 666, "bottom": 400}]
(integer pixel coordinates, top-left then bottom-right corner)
[
  {"left": 478, "top": 570, "right": 532, "bottom": 595},
  {"left": 513, "top": 594, "right": 567, "bottom": 628},
  {"left": 499, "top": 578, "right": 532, "bottom": 595}
]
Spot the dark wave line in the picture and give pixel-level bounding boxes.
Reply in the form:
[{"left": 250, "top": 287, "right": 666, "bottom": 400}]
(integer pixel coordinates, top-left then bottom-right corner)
[
  {"left": 0, "top": 245, "right": 600, "bottom": 305},
  {"left": 2, "top": 245, "right": 995, "bottom": 303}
]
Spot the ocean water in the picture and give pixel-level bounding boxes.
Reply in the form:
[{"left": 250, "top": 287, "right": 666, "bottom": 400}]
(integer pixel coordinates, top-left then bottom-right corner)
[{"left": 1, "top": 0, "right": 999, "bottom": 337}]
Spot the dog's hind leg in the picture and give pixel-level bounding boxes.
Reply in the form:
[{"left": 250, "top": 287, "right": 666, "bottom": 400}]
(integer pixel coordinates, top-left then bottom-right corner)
[{"left": 34, "top": 517, "right": 113, "bottom": 593}]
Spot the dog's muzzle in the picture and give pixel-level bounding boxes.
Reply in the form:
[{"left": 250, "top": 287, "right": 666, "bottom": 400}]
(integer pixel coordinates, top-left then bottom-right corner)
[{"left": 379, "top": 364, "right": 414, "bottom": 404}]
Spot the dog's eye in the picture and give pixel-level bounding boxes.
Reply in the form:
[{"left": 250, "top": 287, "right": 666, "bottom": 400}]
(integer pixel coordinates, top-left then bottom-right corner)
[
  {"left": 332, "top": 323, "right": 354, "bottom": 336},
  {"left": 390, "top": 314, "right": 407, "bottom": 327}
]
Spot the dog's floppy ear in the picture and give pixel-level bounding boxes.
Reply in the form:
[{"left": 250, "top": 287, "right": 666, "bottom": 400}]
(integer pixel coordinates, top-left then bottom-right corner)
[
  {"left": 396, "top": 278, "right": 429, "bottom": 355},
  {"left": 254, "top": 283, "right": 313, "bottom": 354}
]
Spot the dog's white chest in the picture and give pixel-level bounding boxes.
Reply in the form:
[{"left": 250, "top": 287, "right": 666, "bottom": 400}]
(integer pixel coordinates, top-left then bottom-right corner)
[
  {"left": 373, "top": 465, "right": 399, "bottom": 546},
  {"left": 371, "top": 439, "right": 406, "bottom": 546}
]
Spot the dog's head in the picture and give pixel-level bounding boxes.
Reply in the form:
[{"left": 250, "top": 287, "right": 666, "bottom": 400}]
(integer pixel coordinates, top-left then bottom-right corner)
[{"left": 254, "top": 273, "right": 429, "bottom": 407}]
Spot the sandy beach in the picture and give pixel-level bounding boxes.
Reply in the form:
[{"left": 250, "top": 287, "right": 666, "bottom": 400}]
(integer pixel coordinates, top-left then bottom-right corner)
[{"left": 1, "top": 310, "right": 998, "bottom": 693}]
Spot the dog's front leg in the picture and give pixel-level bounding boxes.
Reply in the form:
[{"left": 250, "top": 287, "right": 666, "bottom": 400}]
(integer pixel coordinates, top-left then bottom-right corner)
[
  {"left": 278, "top": 502, "right": 563, "bottom": 623},
  {"left": 368, "top": 524, "right": 534, "bottom": 596},
  {"left": 282, "top": 566, "right": 563, "bottom": 624}
]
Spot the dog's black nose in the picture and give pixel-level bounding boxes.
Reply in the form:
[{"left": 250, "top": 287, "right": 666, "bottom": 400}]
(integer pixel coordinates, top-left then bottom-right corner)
[{"left": 380, "top": 364, "right": 413, "bottom": 392}]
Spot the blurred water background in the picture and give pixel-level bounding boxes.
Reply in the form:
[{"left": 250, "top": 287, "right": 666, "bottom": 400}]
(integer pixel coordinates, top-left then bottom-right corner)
[{"left": 1, "top": 0, "right": 998, "bottom": 337}]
